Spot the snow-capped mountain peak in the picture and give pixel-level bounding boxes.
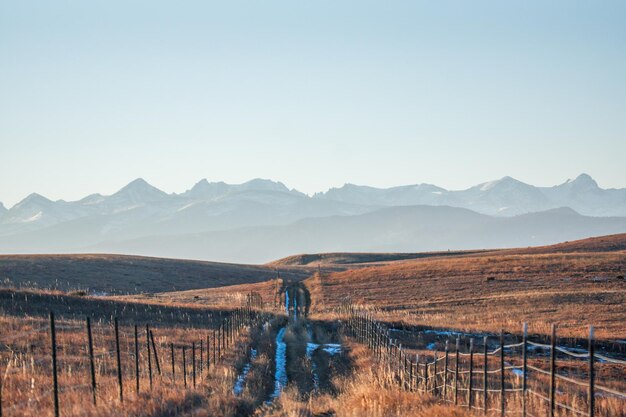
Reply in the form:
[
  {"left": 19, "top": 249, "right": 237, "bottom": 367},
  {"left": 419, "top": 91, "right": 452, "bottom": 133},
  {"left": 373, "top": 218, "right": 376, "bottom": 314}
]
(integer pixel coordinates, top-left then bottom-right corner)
[
  {"left": 239, "top": 178, "right": 290, "bottom": 193},
  {"left": 13, "top": 193, "right": 54, "bottom": 210},
  {"left": 477, "top": 176, "right": 527, "bottom": 192},
  {"left": 0, "top": 174, "right": 624, "bottom": 242},
  {"left": 562, "top": 173, "right": 599, "bottom": 190},
  {"left": 110, "top": 178, "right": 168, "bottom": 203}
]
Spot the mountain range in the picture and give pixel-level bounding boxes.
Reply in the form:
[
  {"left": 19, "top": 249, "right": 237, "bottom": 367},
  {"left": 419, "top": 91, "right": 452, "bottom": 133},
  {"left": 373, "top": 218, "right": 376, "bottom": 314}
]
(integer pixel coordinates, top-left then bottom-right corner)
[{"left": 1, "top": 174, "right": 625, "bottom": 263}]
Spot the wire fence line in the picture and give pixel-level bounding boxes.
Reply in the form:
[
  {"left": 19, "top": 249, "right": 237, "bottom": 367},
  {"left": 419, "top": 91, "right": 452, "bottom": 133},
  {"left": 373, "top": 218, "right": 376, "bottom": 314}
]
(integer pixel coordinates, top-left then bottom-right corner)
[
  {"left": 0, "top": 306, "right": 264, "bottom": 417},
  {"left": 342, "top": 302, "right": 626, "bottom": 417}
]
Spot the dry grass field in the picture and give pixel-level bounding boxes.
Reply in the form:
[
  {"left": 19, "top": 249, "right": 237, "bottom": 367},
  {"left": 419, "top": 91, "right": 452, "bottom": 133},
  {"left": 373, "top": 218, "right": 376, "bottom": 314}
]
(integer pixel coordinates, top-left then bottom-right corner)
[
  {"left": 126, "top": 235, "right": 626, "bottom": 340},
  {"left": 0, "top": 288, "right": 268, "bottom": 417},
  {"left": 308, "top": 250, "right": 625, "bottom": 340},
  {"left": 0, "top": 254, "right": 311, "bottom": 294},
  {"left": 1, "top": 234, "right": 624, "bottom": 416}
]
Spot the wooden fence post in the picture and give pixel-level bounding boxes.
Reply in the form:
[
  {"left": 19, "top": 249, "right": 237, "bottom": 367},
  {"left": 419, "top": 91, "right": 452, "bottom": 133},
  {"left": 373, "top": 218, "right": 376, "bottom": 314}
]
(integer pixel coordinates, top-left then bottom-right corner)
[
  {"left": 549, "top": 324, "right": 556, "bottom": 417},
  {"left": 454, "top": 337, "right": 460, "bottom": 405},
  {"left": 50, "top": 312, "right": 60, "bottom": 417},
  {"left": 469, "top": 339, "right": 474, "bottom": 409},
  {"left": 86, "top": 317, "right": 97, "bottom": 405},
  {"left": 114, "top": 317, "right": 123, "bottom": 403},
  {"left": 522, "top": 323, "right": 528, "bottom": 417},
  {"left": 588, "top": 326, "right": 595, "bottom": 417},
  {"left": 134, "top": 325, "right": 140, "bottom": 393},
  {"left": 483, "top": 336, "right": 488, "bottom": 415}
]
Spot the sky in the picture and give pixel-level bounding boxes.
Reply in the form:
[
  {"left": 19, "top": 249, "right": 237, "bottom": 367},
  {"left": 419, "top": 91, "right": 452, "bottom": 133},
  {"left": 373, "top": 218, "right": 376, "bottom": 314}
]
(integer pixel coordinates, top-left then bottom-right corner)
[{"left": 1, "top": 1, "right": 625, "bottom": 208}]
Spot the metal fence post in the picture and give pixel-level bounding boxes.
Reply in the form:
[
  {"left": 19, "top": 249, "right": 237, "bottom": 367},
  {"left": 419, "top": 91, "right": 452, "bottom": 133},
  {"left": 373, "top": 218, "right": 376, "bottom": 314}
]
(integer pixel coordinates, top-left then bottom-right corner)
[
  {"left": 522, "top": 323, "right": 528, "bottom": 417},
  {"left": 50, "top": 312, "right": 60, "bottom": 417},
  {"left": 500, "top": 330, "right": 504, "bottom": 417},
  {"left": 433, "top": 350, "right": 438, "bottom": 396},
  {"left": 550, "top": 324, "right": 556, "bottom": 417},
  {"left": 444, "top": 340, "right": 449, "bottom": 400},
  {"left": 469, "top": 338, "right": 474, "bottom": 409},
  {"left": 134, "top": 325, "right": 140, "bottom": 393},
  {"left": 114, "top": 317, "right": 123, "bottom": 403},
  {"left": 150, "top": 330, "right": 161, "bottom": 376},
  {"left": 192, "top": 342, "right": 196, "bottom": 388},
  {"left": 200, "top": 339, "right": 204, "bottom": 377},
  {"left": 87, "top": 317, "right": 97, "bottom": 405},
  {"left": 483, "top": 336, "right": 488, "bottom": 415},
  {"left": 454, "top": 337, "right": 460, "bottom": 405},
  {"left": 588, "top": 326, "right": 595, "bottom": 417},
  {"left": 183, "top": 346, "right": 187, "bottom": 388},
  {"left": 170, "top": 343, "right": 175, "bottom": 383},
  {"left": 146, "top": 325, "right": 153, "bottom": 389}
]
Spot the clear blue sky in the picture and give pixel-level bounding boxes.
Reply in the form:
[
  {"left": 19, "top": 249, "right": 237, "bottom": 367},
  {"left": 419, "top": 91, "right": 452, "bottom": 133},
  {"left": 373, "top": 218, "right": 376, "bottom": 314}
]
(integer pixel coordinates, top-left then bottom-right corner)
[{"left": 1, "top": 1, "right": 625, "bottom": 207}]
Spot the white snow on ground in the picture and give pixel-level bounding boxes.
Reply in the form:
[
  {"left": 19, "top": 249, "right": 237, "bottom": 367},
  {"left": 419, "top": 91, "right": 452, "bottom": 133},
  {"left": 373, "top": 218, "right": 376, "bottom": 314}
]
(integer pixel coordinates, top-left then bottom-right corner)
[
  {"left": 271, "top": 327, "right": 288, "bottom": 399},
  {"left": 306, "top": 342, "right": 342, "bottom": 356},
  {"left": 234, "top": 348, "right": 257, "bottom": 396}
]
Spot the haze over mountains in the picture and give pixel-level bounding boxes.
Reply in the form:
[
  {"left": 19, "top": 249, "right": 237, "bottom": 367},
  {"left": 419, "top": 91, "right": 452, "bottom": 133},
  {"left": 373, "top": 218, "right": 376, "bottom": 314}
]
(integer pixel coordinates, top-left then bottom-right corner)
[{"left": 1, "top": 174, "right": 625, "bottom": 263}]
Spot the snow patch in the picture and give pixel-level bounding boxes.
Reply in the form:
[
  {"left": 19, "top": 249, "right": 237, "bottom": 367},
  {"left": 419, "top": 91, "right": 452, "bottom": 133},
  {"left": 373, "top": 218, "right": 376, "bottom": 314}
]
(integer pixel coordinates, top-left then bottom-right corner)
[
  {"left": 234, "top": 348, "right": 257, "bottom": 396},
  {"left": 21, "top": 211, "right": 43, "bottom": 223},
  {"left": 271, "top": 327, "right": 288, "bottom": 399}
]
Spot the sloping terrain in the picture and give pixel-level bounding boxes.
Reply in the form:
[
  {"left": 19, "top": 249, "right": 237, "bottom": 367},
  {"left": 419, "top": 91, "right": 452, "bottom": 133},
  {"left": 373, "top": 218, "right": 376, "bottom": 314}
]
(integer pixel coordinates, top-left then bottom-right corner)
[
  {"left": 268, "top": 250, "right": 491, "bottom": 267},
  {"left": 0, "top": 254, "right": 311, "bottom": 294},
  {"left": 272, "top": 233, "right": 626, "bottom": 267},
  {"left": 308, "top": 250, "right": 626, "bottom": 339}
]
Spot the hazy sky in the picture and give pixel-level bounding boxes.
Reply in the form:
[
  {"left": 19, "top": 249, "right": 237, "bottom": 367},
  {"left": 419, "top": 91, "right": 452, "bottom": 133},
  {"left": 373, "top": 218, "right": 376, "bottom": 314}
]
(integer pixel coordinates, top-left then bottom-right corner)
[{"left": 1, "top": 1, "right": 625, "bottom": 208}]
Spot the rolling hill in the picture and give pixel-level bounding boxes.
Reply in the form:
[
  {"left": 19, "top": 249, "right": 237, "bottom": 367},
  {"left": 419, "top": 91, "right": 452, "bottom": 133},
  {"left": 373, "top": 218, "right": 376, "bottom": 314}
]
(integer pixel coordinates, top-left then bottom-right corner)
[{"left": 0, "top": 253, "right": 311, "bottom": 294}]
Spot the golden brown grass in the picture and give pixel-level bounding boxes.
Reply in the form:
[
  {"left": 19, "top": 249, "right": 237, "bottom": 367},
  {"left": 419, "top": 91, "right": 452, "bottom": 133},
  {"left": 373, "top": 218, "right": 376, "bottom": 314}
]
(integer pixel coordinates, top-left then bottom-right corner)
[
  {"left": 0, "top": 253, "right": 310, "bottom": 294},
  {"left": 0, "top": 288, "right": 259, "bottom": 417},
  {"left": 260, "top": 343, "right": 475, "bottom": 417},
  {"left": 124, "top": 279, "right": 285, "bottom": 311},
  {"left": 309, "top": 251, "right": 626, "bottom": 339}
]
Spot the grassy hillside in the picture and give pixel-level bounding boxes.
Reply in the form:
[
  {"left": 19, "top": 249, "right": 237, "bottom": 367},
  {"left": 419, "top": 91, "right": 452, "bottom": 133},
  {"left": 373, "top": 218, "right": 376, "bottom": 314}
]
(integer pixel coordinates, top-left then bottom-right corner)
[
  {"left": 270, "top": 233, "right": 626, "bottom": 266},
  {"left": 268, "top": 249, "right": 492, "bottom": 267},
  {"left": 0, "top": 253, "right": 311, "bottom": 294},
  {"left": 307, "top": 248, "right": 626, "bottom": 339}
]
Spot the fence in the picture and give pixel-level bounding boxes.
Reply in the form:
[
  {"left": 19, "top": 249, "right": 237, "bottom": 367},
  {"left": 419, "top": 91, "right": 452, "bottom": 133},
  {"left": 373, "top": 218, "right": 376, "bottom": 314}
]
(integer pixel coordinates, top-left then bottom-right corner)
[
  {"left": 0, "top": 306, "right": 261, "bottom": 417},
  {"left": 343, "top": 304, "right": 626, "bottom": 417}
]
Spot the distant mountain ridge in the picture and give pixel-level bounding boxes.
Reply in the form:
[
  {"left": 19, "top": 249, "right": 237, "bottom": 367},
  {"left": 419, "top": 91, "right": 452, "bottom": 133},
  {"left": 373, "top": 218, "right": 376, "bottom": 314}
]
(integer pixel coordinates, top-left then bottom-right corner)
[
  {"left": 1, "top": 174, "right": 625, "bottom": 262},
  {"left": 314, "top": 174, "right": 626, "bottom": 217}
]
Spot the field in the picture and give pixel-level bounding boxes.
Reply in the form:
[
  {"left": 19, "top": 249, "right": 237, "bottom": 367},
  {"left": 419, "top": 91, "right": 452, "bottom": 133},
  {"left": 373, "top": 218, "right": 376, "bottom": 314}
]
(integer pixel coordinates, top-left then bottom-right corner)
[
  {"left": 0, "top": 234, "right": 624, "bottom": 416},
  {"left": 0, "top": 254, "right": 311, "bottom": 294}
]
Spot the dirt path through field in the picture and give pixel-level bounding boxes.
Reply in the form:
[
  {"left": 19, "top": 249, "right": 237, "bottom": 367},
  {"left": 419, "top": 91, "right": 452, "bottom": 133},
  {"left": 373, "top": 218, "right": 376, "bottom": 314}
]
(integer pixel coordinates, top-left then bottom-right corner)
[{"left": 257, "top": 283, "right": 350, "bottom": 413}]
